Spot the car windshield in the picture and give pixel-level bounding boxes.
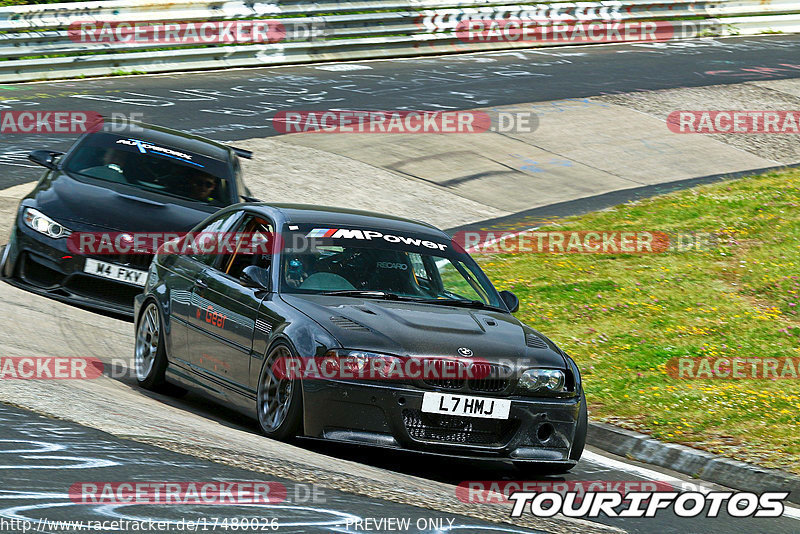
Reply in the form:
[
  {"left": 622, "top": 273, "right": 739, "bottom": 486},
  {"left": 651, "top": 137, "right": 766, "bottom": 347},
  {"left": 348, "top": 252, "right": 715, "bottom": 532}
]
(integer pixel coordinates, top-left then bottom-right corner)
[
  {"left": 280, "top": 226, "right": 505, "bottom": 309},
  {"left": 62, "top": 132, "right": 232, "bottom": 207}
]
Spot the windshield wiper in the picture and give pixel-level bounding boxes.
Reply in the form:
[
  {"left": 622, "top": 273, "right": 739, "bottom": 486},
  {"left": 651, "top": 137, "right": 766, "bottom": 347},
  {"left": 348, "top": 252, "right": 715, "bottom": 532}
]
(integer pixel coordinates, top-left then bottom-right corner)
[
  {"left": 318, "top": 291, "right": 500, "bottom": 310},
  {"left": 319, "top": 290, "right": 422, "bottom": 301},
  {"left": 64, "top": 169, "right": 105, "bottom": 181},
  {"left": 418, "top": 298, "right": 494, "bottom": 309}
]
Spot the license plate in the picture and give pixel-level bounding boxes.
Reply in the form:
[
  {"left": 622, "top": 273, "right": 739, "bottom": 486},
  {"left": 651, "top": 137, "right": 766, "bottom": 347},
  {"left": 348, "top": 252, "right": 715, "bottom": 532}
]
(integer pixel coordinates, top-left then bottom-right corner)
[
  {"left": 421, "top": 392, "right": 511, "bottom": 420},
  {"left": 84, "top": 258, "right": 147, "bottom": 287}
]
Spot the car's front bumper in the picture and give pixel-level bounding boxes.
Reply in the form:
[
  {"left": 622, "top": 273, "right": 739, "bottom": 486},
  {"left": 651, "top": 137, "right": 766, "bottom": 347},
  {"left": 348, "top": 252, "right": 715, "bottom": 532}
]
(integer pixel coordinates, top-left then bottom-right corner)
[
  {"left": 302, "top": 378, "right": 583, "bottom": 464},
  {"left": 1, "top": 218, "right": 149, "bottom": 317}
]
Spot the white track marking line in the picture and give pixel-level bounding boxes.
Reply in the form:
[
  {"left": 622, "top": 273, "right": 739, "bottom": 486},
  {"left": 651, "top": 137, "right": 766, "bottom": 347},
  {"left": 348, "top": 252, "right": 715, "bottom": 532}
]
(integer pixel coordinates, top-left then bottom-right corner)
[{"left": 583, "top": 450, "right": 800, "bottom": 519}]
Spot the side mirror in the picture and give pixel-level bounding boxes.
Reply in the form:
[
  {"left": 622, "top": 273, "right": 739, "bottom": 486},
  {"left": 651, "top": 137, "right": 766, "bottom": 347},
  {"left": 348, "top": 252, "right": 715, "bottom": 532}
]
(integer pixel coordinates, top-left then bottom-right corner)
[
  {"left": 499, "top": 290, "right": 519, "bottom": 313},
  {"left": 240, "top": 265, "right": 270, "bottom": 290},
  {"left": 28, "top": 150, "right": 62, "bottom": 170}
]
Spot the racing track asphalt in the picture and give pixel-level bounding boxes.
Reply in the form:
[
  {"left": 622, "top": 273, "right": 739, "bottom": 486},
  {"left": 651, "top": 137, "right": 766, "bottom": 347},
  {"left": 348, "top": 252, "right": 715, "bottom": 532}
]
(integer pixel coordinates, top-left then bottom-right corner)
[
  {"left": 0, "top": 402, "right": 547, "bottom": 534},
  {"left": 1, "top": 35, "right": 800, "bottom": 534},
  {"left": 2, "top": 34, "right": 800, "bottom": 189},
  {"left": 1, "top": 389, "right": 798, "bottom": 533}
]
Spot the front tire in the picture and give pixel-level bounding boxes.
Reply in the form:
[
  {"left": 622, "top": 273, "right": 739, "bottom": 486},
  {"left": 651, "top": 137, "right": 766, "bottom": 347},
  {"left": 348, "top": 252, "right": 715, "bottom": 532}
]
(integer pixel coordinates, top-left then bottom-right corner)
[
  {"left": 135, "top": 301, "right": 168, "bottom": 391},
  {"left": 257, "top": 342, "right": 303, "bottom": 440}
]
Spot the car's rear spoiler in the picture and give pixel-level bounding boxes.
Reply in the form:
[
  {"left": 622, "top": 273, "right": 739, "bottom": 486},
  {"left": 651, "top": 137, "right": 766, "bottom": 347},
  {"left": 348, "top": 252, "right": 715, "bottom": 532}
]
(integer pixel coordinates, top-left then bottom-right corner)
[{"left": 229, "top": 146, "right": 253, "bottom": 159}]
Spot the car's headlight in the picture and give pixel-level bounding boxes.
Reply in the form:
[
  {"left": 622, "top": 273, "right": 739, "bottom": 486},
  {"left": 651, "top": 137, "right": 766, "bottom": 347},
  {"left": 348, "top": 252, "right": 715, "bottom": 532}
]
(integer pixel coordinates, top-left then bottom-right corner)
[
  {"left": 22, "top": 208, "right": 72, "bottom": 239},
  {"left": 518, "top": 368, "right": 569, "bottom": 396},
  {"left": 322, "top": 349, "right": 406, "bottom": 381}
]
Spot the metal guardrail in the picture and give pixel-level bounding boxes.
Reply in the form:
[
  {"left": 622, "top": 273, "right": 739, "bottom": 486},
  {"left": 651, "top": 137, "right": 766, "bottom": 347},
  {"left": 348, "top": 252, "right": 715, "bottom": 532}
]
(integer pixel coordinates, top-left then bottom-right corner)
[{"left": 0, "top": 0, "right": 797, "bottom": 82}]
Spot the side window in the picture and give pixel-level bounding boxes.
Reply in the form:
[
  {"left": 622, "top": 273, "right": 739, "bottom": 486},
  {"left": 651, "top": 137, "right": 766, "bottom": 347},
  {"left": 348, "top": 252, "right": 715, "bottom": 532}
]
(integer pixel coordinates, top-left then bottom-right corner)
[
  {"left": 437, "top": 259, "right": 487, "bottom": 302},
  {"left": 215, "top": 214, "right": 274, "bottom": 280},
  {"left": 188, "top": 210, "right": 243, "bottom": 266}
]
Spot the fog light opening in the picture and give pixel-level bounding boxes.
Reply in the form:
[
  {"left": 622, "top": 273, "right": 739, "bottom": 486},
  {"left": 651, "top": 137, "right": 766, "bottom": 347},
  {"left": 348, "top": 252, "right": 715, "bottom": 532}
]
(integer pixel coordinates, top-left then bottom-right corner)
[
  {"left": 398, "top": 397, "right": 406, "bottom": 406},
  {"left": 537, "top": 423, "right": 555, "bottom": 443}
]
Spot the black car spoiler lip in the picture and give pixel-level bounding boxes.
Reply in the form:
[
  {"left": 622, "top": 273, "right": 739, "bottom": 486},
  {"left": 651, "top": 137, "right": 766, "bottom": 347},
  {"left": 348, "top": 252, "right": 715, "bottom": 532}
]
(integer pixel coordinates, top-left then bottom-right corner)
[{"left": 229, "top": 146, "right": 253, "bottom": 159}]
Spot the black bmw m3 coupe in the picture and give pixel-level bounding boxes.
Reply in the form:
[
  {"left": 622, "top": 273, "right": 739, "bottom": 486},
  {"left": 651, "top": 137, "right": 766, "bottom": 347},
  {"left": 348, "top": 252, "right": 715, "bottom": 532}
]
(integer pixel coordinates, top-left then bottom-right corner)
[{"left": 134, "top": 203, "right": 587, "bottom": 473}]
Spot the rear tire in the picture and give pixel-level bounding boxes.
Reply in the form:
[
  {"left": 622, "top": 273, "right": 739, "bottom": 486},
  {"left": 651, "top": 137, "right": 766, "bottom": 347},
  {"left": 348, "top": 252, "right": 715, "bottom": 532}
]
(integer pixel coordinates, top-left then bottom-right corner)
[
  {"left": 134, "top": 301, "right": 169, "bottom": 391},
  {"left": 257, "top": 342, "right": 303, "bottom": 440}
]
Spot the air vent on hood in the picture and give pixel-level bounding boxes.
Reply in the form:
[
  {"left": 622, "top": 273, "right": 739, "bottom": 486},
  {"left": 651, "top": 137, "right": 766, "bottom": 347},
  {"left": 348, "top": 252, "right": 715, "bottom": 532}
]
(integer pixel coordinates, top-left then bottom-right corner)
[
  {"left": 330, "top": 316, "right": 370, "bottom": 332},
  {"left": 525, "top": 333, "right": 549, "bottom": 349}
]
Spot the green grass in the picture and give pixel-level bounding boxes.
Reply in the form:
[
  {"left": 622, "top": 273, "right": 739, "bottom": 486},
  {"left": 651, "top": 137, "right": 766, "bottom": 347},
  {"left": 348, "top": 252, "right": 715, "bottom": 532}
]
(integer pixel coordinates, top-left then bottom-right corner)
[{"left": 478, "top": 167, "right": 800, "bottom": 473}]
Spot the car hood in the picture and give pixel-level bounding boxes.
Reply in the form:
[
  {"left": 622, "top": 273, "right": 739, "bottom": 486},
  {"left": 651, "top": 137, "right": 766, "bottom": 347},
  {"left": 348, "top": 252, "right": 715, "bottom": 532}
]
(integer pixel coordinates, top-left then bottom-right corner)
[
  {"left": 29, "top": 171, "right": 217, "bottom": 232},
  {"left": 281, "top": 294, "right": 567, "bottom": 369}
]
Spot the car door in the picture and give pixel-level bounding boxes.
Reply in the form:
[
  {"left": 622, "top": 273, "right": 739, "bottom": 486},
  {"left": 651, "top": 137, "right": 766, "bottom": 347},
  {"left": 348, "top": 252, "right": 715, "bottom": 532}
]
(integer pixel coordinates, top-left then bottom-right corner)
[
  {"left": 186, "top": 213, "right": 274, "bottom": 402},
  {"left": 167, "top": 210, "right": 244, "bottom": 368}
]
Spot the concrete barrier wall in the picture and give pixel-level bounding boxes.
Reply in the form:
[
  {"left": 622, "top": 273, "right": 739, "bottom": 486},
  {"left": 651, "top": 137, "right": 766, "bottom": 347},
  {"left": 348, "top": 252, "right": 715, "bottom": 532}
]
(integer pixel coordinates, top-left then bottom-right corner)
[{"left": 0, "top": 0, "right": 798, "bottom": 81}]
